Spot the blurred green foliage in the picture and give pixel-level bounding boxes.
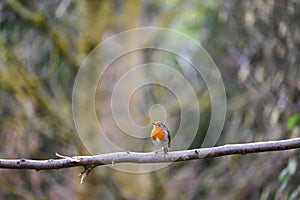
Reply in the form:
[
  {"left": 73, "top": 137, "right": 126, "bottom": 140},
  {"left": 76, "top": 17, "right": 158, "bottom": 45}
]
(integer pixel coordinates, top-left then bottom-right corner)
[
  {"left": 288, "top": 114, "right": 300, "bottom": 130},
  {"left": 279, "top": 158, "right": 297, "bottom": 192}
]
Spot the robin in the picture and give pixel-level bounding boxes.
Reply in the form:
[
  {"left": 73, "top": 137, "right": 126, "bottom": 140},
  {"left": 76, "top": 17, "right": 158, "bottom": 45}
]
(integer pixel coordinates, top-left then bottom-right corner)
[{"left": 151, "top": 121, "right": 171, "bottom": 153}]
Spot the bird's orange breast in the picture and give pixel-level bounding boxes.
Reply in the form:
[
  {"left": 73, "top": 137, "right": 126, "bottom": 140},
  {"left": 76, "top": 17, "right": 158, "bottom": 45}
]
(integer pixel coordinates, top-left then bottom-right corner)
[{"left": 151, "top": 126, "right": 165, "bottom": 141}]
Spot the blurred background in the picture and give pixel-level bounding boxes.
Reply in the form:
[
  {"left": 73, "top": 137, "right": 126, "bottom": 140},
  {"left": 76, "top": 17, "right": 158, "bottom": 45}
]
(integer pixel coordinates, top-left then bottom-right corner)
[{"left": 1, "top": 0, "right": 300, "bottom": 199}]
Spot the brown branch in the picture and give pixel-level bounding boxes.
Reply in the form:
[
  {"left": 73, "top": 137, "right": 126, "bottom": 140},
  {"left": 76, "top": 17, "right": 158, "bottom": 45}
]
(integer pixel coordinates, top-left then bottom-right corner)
[{"left": 1, "top": 137, "right": 300, "bottom": 170}]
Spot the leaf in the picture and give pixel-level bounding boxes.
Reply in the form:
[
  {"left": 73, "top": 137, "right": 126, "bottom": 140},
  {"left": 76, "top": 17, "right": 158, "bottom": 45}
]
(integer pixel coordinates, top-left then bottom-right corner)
[
  {"left": 288, "top": 158, "right": 297, "bottom": 175},
  {"left": 279, "top": 179, "right": 288, "bottom": 192},
  {"left": 287, "top": 114, "right": 300, "bottom": 130},
  {"left": 279, "top": 168, "right": 290, "bottom": 191},
  {"left": 278, "top": 158, "right": 298, "bottom": 192},
  {"left": 279, "top": 168, "right": 289, "bottom": 183}
]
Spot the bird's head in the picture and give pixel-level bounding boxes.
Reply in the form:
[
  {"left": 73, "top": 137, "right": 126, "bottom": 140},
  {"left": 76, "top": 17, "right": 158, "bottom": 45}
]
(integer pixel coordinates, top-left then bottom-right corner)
[{"left": 152, "top": 121, "right": 165, "bottom": 128}]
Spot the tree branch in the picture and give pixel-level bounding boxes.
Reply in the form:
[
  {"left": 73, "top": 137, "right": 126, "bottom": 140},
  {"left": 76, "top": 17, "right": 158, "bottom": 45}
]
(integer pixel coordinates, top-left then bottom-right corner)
[{"left": 1, "top": 137, "right": 300, "bottom": 170}]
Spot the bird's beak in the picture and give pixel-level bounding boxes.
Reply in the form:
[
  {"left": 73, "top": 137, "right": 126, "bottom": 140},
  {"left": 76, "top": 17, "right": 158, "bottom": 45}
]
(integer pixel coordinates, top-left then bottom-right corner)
[{"left": 152, "top": 122, "right": 155, "bottom": 125}]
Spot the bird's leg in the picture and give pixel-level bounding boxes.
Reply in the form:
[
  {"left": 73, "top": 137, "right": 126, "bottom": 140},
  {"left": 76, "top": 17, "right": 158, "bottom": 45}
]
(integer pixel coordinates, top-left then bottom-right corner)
[{"left": 163, "top": 146, "right": 168, "bottom": 154}]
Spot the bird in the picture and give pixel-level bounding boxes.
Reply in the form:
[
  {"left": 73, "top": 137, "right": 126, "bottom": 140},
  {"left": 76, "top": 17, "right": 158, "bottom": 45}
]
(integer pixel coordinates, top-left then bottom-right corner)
[{"left": 151, "top": 121, "right": 171, "bottom": 153}]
